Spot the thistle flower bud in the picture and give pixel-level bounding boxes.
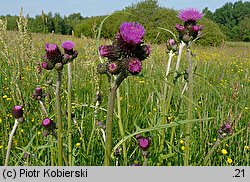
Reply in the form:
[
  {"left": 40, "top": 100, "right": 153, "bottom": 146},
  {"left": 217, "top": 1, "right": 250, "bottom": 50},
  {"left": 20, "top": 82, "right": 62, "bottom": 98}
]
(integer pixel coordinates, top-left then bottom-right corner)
[
  {"left": 12, "top": 105, "right": 23, "bottom": 119},
  {"left": 166, "top": 38, "right": 178, "bottom": 53},
  {"left": 182, "top": 34, "right": 192, "bottom": 43},
  {"left": 32, "top": 87, "right": 43, "bottom": 100},
  {"left": 218, "top": 123, "right": 232, "bottom": 137},
  {"left": 138, "top": 137, "right": 151, "bottom": 151},
  {"left": 41, "top": 61, "right": 54, "bottom": 70},
  {"left": 192, "top": 25, "right": 199, "bottom": 32},
  {"left": 107, "top": 61, "right": 121, "bottom": 75},
  {"left": 42, "top": 118, "right": 56, "bottom": 131},
  {"left": 55, "top": 62, "right": 63, "bottom": 71},
  {"left": 97, "top": 63, "right": 107, "bottom": 74},
  {"left": 126, "top": 58, "right": 142, "bottom": 75},
  {"left": 175, "top": 24, "right": 185, "bottom": 32},
  {"left": 99, "top": 45, "right": 120, "bottom": 59}
]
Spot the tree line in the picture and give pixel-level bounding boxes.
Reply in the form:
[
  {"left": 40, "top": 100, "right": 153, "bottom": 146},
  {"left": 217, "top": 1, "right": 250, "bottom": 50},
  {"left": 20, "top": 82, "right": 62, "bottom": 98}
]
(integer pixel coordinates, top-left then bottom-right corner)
[
  {"left": 203, "top": 0, "right": 250, "bottom": 41},
  {"left": 1, "top": 0, "right": 249, "bottom": 45}
]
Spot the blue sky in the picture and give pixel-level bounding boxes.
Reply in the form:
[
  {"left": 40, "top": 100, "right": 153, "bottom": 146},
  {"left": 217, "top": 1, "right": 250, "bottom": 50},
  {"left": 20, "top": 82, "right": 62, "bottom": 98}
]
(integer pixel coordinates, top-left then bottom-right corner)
[{"left": 0, "top": 0, "right": 242, "bottom": 17}]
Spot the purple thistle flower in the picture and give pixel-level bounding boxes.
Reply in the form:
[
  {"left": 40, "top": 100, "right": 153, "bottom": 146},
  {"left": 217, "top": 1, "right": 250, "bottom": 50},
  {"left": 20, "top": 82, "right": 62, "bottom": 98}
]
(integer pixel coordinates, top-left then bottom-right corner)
[
  {"left": 127, "top": 58, "right": 142, "bottom": 75},
  {"left": 61, "top": 41, "right": 75, "bottom": 55},
  {"left": 45, "top": 43, "right": 62, "bottom": 63},
  {"left": 42, "top": 118, "right": 56, "bottom": 131},
  {"left": 12, "top": 105, "right": 23, "bottom": 119},
  {"left": 138, "top": 137, "right": 151, "bottom": 151},
  {"left": 119, "top": 22, "right": 145, "bottom": 45},
  {"left": 178, "top": 8, "right": 203, "bottom": 22}
]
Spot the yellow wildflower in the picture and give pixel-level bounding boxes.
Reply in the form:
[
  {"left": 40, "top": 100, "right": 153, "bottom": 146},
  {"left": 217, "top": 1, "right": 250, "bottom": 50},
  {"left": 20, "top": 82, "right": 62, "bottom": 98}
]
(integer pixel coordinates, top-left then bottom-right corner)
[
  {"left": 227, "top": 158, "right": 233, "bottom": 164},
  {"left": 181, "top": 146, "right": 185, "bottom": 151},
  {"left": 2, "top": 95, "right": 7, "bottom": 99},
  {"left": 244, "top": 146, "right": 249, "bottom": 150},
  {"left": 38, "top": 131, "right": 41, "bottom": 135},
  {"left": 221, "top": 149, "right": 228, "bottom": 155},
  {"left": 76, "top": 143, "right": 81, "bottom": 148},
  {"left": 180, "top": 140, "right": 184, "bottom": 145}
]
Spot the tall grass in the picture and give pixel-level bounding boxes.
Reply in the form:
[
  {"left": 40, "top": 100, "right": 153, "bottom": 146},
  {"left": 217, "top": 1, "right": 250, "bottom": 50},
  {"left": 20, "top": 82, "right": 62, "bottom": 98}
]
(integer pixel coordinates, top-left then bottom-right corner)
[{"left": 0, "top": 15, "right": 249, "bottom": 166}]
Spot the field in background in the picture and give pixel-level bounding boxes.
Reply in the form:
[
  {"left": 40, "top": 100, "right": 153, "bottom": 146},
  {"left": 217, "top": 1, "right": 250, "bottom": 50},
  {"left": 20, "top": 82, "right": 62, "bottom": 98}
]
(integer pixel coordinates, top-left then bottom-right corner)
[{"left": 0, "top": 27, "right": 249, "bottom": 166}]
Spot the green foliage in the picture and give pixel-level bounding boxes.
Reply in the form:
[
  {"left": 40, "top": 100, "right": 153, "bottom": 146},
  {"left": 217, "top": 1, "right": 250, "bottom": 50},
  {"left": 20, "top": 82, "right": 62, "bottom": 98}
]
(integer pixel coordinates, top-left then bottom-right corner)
[
  {"left": 76, "top": 0, "right": 225, "bottom": 46},
  {"left": 204, "top": 0, "right": 250, "bottom": 41},
  {"left": 196, "top": 18, "right": 226, "bottom": 46}
]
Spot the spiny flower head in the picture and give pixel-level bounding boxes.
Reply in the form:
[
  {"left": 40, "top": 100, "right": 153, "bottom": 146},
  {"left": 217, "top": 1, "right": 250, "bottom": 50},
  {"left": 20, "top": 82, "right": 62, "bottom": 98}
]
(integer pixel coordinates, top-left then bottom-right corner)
[
  {"left": 61, "top": 41, "right": 75, "bottom": 51},
  {"left": 32, "top": 87, "right": 43, "bottom": 100},
  {"left": 42, "top": 118, "right": 56, "bottom": 131},
  {"left": 126, "top": 57, "right": 142, "bottom": 75},
  {"left": 178, "top": 8, "right": 203, "bottom": 22},
  {"left": 138, "top": 137, "right": 151, "bottom": 151},
  {"left": 61, "top": 41, "right": 75, "bottom": 55},
  {"left": 12, "top": 105, "right": 23, "bottom": 119},
  {"left": 99, "top": 45, "right": 120, "bottom": 59},
  {"left": 166, "top": 38, "right": 178, "bottom": 53},
  {"left": 107, "top": 61, "right": 120, "bottom": 75},
  {"left": 119, "top": 22, "right": 145, "bottom": 45}
]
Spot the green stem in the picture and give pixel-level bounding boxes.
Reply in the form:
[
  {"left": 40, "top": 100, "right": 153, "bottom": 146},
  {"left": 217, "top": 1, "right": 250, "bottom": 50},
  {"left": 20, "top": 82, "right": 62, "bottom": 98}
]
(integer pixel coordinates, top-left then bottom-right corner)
[
  {"left": 56, "top": 70, "right": 63, "bottom": 166},
  {"left": 50, "top": 135, "right": 54, "bottom": 166},
  {"left": 142, "top": 156, "right": 148, "bottom": 166},
  {"left": 67, "top": 62, "right": 72, "bottom": 166},
  {"left": 184, "top": 47, "right": 193, "bottom": 166},
  {"left": 116, "top": 86, "right": 127, "bottom": 166},
  {"left": 86, "top": 94, "right": 100, "bottom": 155},
  {"left": 104, "top": 72, "right": 125, "bottom": 166},
  {"left": 5, "top": 119, "right": 19, "bottom": 166}
]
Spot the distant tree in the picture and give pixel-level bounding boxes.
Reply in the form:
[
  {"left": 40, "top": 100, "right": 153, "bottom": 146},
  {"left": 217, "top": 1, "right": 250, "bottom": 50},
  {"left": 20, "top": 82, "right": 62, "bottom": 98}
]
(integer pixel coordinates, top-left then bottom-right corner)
[
  {"left": 202, "top": 7, "right": 213, "bottom": 20},
  {"left": 211, "top": 0, "right": 250, "bottom": 40},
  {"left": 232, "top": 15, "right": 250, "bottom": 41}
]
